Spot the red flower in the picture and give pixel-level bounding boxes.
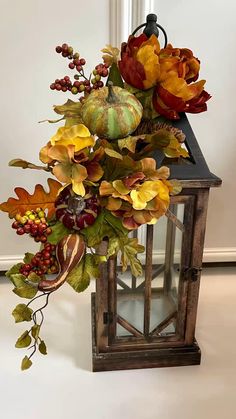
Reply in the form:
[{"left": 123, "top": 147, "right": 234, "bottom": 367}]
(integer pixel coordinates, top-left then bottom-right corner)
[{"left": 153, "top": 84, "right": 211, "bottom": 120}]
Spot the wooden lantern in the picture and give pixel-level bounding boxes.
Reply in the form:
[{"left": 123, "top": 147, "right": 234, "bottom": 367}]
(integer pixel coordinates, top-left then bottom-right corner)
[{"left": 91, "top": 114, "right": 221, "bottom": 371}]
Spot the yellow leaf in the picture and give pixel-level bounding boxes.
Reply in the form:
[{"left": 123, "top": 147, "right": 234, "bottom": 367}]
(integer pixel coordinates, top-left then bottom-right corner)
[{"left": 104, "top": 148, "right": 123, "bottom": 160}]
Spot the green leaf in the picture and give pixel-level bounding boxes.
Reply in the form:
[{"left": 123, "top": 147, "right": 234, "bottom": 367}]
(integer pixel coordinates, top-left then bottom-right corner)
[
  {"left": 21, "top": 356, "right": 32, "bottom": 371},
  {"left": 82, "top": 210, "right": 128, "bottom": 247},
  {"left": 39, "top": 340, "right": 47, "bottom": 355},
  {"left": 27, "top": 272, "right": 41, "bottom": 283},
  {"left": 169, "top": 180, "right": 182, "bottom": 196},
  {"left": 13, "top": 284, "right": 38, "bottom": 299},
  {"left": 106, "top": 62, "right": 124, "bottom": 88},
  {"left": 6, "top": 263, "right": 22, "bottom": 278},
  {"left": 107, "top": 236, "right": 144, "bottom": 277},
  {"left": 104, "top": 210, "right": 128, "bottom": 236},
  {"left": 103, "top": 155, "right": 141, "bottom": 182},
  {"left": 12, "top": 304, "right": 33, "bottom": 323},
  {"left": 66, "top": 255, "right": 90, "bottom": 293},
  {"left": 23, "top": 253, "right": 34, "bottom": 264},
  {"left": 129, "top": 257, "right": 143, "bottom": 278},
  {"left": 104, "top": 148, "right": 123, "bottom": 160},
  {"left": 82, "top": 211, "right": 110, "bottom": 247},
  {"left": 47, "top": 221, "right": 71, "bottom": 245},
  {"left": 83, "top": 254, "right": 101, "bottom": 279},
  {"left": 8, "top": 159, "right": 49, "bottom": 172},
  {"left": 39, "top": 117, "right": 65, "bottom": 124},
  {"left": 15, "top": 330, "right": 32, "bottom": 348},
  {"left": 147, "top": 130, "right": 171, "bottom": 148},
  {"left": 9, "top": 159, "right": 31, "bottom": 169},
  {"left": 53, "top": 99, "right": 82, "bottom": 117},
  {"left": 118, "top": 136, "right": 140, "bottom": 153},
  {"left": 31, "top": 324, "right": 40, "bottom": 340},
  {"left": 10, "top": 273, "right": 27, "bottom": 288}
]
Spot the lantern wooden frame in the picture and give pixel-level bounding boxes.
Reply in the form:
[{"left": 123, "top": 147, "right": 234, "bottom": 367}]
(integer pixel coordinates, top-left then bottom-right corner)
[{"left": 91, "top": 115, "right": 221, "bottom": 371}]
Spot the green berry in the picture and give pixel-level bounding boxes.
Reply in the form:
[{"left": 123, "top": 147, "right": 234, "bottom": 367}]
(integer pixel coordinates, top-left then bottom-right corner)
[
  {"left": 95, "top": 74, "right": 101, "bottom": 81},
  {"left": 29, "top": 214, "right": 36, "bottom": 221},
  {"left": 91, "top": 78, "right": 96, "bottom": 84},
  {"left": 38, "top": 210, "right": 45, "bottom": 219},
  {"left": 93, "top": 69, "right": 97, "bottom": 75},
  {"left": 25, "top": 210, "right": 32, "bottom": 216},
  {"left": 71, "top": 87, "right": 78, "bottom": 94},
  {"left": 79, "top": 84, "right": 85, "bottom": 92},
  {"left": 20, "top": 216, "right": 28, "bottom": 224}
]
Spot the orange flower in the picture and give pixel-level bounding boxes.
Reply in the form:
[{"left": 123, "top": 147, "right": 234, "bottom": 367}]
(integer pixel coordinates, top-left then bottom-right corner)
[
  {"left": 119, "top": 34, "right": 161, "bottom": 90},
  {"left": 118, "top": 34, "right": 211, "bottom": 120}
]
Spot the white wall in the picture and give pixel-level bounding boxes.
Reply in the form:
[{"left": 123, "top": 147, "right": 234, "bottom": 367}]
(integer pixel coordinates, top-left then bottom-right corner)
[
  {"left": 0, "top": 0, "right": 235, "bottom": 268},
  {"left": 153, "top": 0, "right": 236, "bottom": 260},
  {"left": 0, "top": 0, "right": 109, "bottom": 268}
]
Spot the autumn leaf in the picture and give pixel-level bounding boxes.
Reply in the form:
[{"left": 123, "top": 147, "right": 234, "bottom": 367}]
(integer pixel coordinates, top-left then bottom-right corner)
[
  {"left": 8, "top": 159, "right": 49, "bottom": 172},
  {"left": 101, "top": 44, "right": 120, "bottom": 65},
  {"left": 53, "top": 99, "right": 82, "bottom": 117},
  {"left": 0, "top": 178, "right": 61, "bottom": 219},
  {"left": 107, "top": 236, "right": 145, "bottom": 277}
]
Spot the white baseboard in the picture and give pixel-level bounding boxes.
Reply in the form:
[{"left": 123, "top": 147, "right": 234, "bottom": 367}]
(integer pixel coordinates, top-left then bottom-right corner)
[
  {"left": 202, "top": 248, "right": 236, "bottom": 263},
  {"left": 0, "top": 255, "right": 25, "bottom": 272},
  {"left": 0, "top": 248, "right": 235, "bottom": 272}
]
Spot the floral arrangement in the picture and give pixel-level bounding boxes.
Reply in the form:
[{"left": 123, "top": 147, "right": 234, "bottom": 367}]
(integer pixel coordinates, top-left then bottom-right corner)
[{"left": 0, "top": 31, "right": 210, "bottom": 370}]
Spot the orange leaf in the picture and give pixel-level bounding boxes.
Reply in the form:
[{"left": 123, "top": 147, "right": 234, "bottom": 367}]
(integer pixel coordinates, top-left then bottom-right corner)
[{"left": 0, "top": 178, "right": 61, "bottom": 219}]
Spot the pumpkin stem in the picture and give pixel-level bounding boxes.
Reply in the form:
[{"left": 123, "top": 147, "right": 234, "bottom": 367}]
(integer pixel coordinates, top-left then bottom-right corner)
[{"left": 107, "top": 81, "right": 117, "bottom": 104}]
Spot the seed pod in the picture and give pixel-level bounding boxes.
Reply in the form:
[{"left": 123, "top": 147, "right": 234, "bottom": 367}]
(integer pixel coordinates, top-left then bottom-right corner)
[{"left": 38, "top": 234, "right": 85, "bottom": 292}]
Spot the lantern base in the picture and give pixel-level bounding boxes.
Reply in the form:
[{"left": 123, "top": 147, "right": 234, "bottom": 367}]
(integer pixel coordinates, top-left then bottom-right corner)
[{"left": 91, "top": 293, "right": 201, "bottom": 372}]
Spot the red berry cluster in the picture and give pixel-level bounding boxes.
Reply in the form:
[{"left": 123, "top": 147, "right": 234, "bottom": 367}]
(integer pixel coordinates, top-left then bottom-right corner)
[
  {"left": 71, "top": 79, "right": 91, "bottom": 97},
  {"left": 19, "top": 243, "right": 59, "bottom": 277},
  {"left": 50, "top": 42, "right": 111, "bottom": 97},
  {"left": 68, "top": 56, "right": 86, "bottom": 72},
  {"left": 55, "top": 43, "right": 74, "bottom": 58},
  {"left": 12, "top": 209, "right": 52, "bottom": 243},
  {"left": 50, "top": 76, "right": 72, "bottom": 92}
]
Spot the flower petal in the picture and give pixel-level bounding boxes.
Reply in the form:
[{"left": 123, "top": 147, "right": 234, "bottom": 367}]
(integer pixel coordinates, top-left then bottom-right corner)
[
  {"left": 71, "top": 180, "right": 86, "bottom": 196},
  {"left": 99, "top": 181, "right": 116, "bottom": 196},
  {"left": 48, "top": 145, "right": 73, "bottom": 163},
  {"left": 112, "top": 180, "right": 130, "bottom": 195},
  {"left": 39, "top": 142, "right": 53, "bottom": 164},
  {"left": 106, "top": 197, "right": 122, "bottom": 211},
  {"left": 86, "top": 162, "right": 104, "bottom": 182},
  {"left": 52, "top": 163, "right": 71, "bottom": 183}
]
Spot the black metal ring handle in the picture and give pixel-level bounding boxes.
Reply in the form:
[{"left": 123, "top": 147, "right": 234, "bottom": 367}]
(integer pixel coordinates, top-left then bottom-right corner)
[{"left": 132, "top": 22, "right": 168, "bottom": 48}]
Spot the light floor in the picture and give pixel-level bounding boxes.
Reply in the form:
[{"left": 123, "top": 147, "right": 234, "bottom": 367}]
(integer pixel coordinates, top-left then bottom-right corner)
[{"left": 0, "top": 267, "right": 236, "bottom": 419}]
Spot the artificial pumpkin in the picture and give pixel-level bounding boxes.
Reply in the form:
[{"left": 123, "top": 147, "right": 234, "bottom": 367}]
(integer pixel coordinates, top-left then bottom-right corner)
[
  {"left": 81, "top": 82, "right": 143, "bottom": 140},
  {"left": 55, "top": 185, "right": 100, "bottom": 230}
]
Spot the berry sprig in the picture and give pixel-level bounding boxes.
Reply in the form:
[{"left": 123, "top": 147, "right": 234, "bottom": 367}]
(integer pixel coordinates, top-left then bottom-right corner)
[
  {"left": 50, "top": 42, "right": 110, "bottom": 99},
  {"left": 19, "top": 243, "right": 59, "bottom": 277},
  {"left": 12, "top": 208, "right": 52, "bottom": 243},
  {"left": 50, "top": 76, "right": 73, "bottom": 92}
]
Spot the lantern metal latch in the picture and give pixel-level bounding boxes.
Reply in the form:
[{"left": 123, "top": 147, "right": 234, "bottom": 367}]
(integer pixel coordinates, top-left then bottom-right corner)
[
  {"left": 103, "top": 312, "right": 114, "bottom": 324},
  {"left": 182, "top": 267, "right": 202, "bottom": 282}
]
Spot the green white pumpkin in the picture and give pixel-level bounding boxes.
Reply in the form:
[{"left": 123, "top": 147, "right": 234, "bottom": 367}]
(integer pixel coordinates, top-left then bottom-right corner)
[{"left": 81, "top": 82, "right": 143, "bottom": 140}]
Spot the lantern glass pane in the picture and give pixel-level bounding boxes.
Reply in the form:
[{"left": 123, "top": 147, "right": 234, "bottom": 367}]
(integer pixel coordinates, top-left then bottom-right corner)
[{"left": 115, "top": 203, "right": 186, "bottom": 339}]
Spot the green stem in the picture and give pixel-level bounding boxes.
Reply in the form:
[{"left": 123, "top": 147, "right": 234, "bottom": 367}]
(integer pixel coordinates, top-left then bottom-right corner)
[{"left": 106, "top": 81, "right": 117, "bottom": 104}]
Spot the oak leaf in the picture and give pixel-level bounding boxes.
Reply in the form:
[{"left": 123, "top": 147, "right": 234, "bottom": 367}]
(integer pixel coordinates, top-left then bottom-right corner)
[{"left": 0, "top": 178, "right": 61, "bottom": 219}]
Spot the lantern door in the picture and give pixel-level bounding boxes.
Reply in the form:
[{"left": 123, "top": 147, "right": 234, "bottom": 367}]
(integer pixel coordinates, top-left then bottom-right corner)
[{"left": 104, "top": 194, "right": 195, "bottom": 351}]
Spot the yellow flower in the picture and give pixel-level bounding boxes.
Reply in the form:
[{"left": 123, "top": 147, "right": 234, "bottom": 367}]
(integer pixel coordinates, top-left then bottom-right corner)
[
  {"left": 130, "top": 180, "right": 170, "bottom": 210},
  {"left": 50, "top": 124, "right": 95, "bottom": 152}
]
